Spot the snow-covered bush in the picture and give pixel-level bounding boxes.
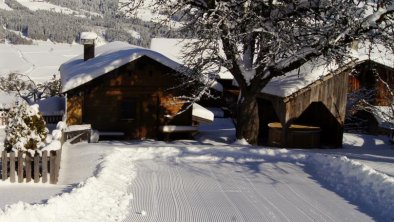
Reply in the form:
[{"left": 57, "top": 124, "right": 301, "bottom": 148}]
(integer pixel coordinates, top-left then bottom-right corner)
[{"left": 4, "top": 103, "right": 47, "bottom": 152}]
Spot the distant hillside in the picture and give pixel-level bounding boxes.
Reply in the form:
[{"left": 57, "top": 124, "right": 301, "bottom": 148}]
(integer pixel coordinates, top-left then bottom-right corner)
[{"left": 0, "top": 0, "right": 182, "bottom": 46}]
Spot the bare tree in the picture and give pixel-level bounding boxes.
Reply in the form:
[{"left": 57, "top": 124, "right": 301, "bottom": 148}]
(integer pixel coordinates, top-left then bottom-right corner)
[
  {"left": 0, "top": 73, "right": 61, "bottom": 103},
  {"left": 123, "top": 0, "right": 394, "bottom": 144}
]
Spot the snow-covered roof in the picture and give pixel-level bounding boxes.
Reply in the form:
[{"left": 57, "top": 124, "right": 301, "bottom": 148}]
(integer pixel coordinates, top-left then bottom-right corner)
[
  {"left": 261, "top": 58, "right": 340, "bottom": 98},
  {"left": 60, "top": 41, "right": 185, "bottom": 93},
  {"left": 350, "top": 43, "right": 394, "bottom": 69},
  {"left": 80, "top": 32, "right": 98, "bottom": 40},
  {"left": 150, "top": 38, "right": 234, "bottom": 80},
  {"left": 34, "top": 96, "right": 65, "bottom": 116},
  {"left": 152, "top": 38, "right": 392, "bottom": 98},
  {"left": 192, "top": 103, "right": 214, "bottom": 123},
  {"left": 261, "top": 43, "right": 393, "bottom": 98}
]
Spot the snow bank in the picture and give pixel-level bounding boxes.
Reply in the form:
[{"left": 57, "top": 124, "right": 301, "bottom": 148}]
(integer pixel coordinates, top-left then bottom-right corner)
[
  {"left": 307, "top": 154, "right": 394, "bottom": 221},
  {"left": 0, "top": 149, "right": 136, "bottom": 222}
]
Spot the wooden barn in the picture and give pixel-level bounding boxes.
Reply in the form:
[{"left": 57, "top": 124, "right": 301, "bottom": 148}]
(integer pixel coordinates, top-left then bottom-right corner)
[
  {"left": 347, "top": 59, "right": 394, "bottom": 134},
  {"left": 257, "top": 59, "right": 352, "bottom": 148},
  {"left": 60, "top": 34, "right": 213, "bottom": 140}
]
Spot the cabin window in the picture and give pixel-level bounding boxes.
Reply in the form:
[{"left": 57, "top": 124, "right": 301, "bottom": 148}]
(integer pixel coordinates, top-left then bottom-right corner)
[{"left": 120, "top": 100, "right": 138, "bottom": 120}]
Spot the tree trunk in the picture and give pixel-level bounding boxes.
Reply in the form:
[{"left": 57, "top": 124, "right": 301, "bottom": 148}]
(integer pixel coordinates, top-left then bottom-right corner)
[{"left": 236, "top": 92, "right": 259, "bottom": 145}]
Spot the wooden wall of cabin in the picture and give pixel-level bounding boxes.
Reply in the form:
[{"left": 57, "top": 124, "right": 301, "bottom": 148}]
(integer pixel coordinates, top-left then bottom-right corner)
[
  {"left": 348, "top": 61, "right": 394, "bottom": 106},
  {"left": 66, "top": 56, "right": 193, "bottom": 139}
]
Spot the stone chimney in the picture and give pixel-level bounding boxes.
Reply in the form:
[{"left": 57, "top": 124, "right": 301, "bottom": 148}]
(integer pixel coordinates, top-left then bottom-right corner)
[{"left": 80, "top": 32, "right": 98, "bottom": 61}]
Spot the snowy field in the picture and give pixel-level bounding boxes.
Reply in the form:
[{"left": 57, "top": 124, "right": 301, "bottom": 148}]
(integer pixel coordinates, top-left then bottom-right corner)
[
  {"left": 0, "top": 125, "right": 392, "bottom": 221},
  {"left": 0, "top": 43, "right": 82, "bottom": 82},
  {"left": 14, "top": 0, "right": 101, "bottom": 17}
]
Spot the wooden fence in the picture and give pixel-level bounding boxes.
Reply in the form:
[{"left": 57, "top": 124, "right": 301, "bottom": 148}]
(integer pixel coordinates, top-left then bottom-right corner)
[{"left": 1, "top": 149, "right": 62, "bottom": 184}]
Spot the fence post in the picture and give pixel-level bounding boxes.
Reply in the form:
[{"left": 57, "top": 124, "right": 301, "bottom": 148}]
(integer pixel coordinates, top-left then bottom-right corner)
[
  {"left": 34, "top": 152, "right": 40, "bottom": 183},
  {"left": 2, "top": 151, "right": 7, "bottom": 181},
  {"left": 54, "top": 149, "right": 61, "bottom": 183},
  {"left": 42, "top": 151, "right": 48, "bottom": 183},
  {"left": 49, "top": 151, "right": 56, "bottom": 184},
  {"left": 10, "top": 152, "right": 15, "bottom": 183},
  {"left": 18, "top": 152, "right": 23, "bottom": 183},
  {"left": 25, "top": 153, "right": 32, "bottom": 183}
]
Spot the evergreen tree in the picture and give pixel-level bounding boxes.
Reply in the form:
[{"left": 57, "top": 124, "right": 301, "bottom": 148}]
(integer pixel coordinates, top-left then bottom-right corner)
[{"left": 4, "top": 103, "right": 47, "bottom": 152}]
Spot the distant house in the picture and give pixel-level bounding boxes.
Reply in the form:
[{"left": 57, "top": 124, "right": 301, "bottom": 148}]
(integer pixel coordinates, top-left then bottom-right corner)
[
  {"left": 347, "top": 58, "right": 394, "bottom": 135},
  {"left": 60, "top": 34, "right": 213, "bottom": 140}
]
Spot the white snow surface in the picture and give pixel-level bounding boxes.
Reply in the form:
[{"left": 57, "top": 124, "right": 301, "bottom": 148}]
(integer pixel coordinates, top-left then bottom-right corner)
[
  {"left": 0, "top": 43, "right": 82, "bottom": 83},
  {"left": 0, "top": 112, "right": 392, "bottom": 222},
  {"left": 350, "top": 42, "right": 394, "bottom": 68},
  {"left": 60, "top": 41, "right": 184, "bottom": 93},
  {"left": 15, "top": 0, "right": 100, "bottom": 17},
  {"left": 0, "top": 0, "right": 12, "bottom": 10},
  {"left": 80, "top": 32, "right": 98, "bottom": 40},
  {"left": 372, "top": 106, "right": 394, "bottom": 130},
  {"left": 159, "top": 125, "right": 198, "bottom": 133},
  {"left": 0, "top": 92, "right": 19, "bottom": 110}
]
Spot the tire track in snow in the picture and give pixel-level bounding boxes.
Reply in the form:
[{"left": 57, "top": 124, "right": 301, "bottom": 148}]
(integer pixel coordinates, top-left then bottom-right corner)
[{"left": 10, "top": 45, "right": 36, "bottom": 75}]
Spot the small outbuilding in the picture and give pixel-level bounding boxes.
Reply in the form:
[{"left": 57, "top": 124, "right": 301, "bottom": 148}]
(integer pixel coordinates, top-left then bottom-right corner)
[
  {"left": 60, "top": 35, "right": 213, "bottom": 140},
  {"left": 257, "top": 59, "right": 351, "bottom": 148}
]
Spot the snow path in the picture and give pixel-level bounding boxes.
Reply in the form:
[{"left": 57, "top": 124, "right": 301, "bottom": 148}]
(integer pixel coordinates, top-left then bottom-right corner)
[{"left": 122, "top": 147, "right": 373, "bottom": 222}]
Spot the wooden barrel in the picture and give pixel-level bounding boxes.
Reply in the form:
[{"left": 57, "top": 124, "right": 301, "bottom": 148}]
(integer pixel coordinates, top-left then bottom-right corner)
[{"left": 268, "top": 122, "right": 321, "bottom": 148}]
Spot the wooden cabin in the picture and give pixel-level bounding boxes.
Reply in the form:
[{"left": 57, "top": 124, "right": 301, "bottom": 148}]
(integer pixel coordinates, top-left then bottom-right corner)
[
  {"left": 257, "top": 60, "right": 351, "bottom": 148},
  {"left": 60, "top": 38, "right": 213, "bottom": 140}
]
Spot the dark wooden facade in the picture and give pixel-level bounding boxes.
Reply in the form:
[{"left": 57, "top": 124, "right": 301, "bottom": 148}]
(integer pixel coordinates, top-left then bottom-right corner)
[
  {"left": 66, "top": 56, "right": 193, "bottom": 139},
  {"left": 258, "top": 66, "right": 350, "bottom": 148},
  {"left": 348, "top": 60, "right": 394, "bottom": 106}
]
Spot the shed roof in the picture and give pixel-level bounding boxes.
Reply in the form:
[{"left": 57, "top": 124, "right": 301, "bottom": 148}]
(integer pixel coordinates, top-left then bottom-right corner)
[
  {"left": 60, "top": 41, "right": 185, "bottom": 93},
  {"left": 34, "top": 96, "right": 65, "bottom": 116},
  {"left": 261, "top": 44, "right": 393, "bottom": 98}
]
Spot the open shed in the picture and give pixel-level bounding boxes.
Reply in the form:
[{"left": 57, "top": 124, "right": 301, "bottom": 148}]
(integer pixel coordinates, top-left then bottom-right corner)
[{"left": 258, "top": 59, "right": 352, "bottom": 148}]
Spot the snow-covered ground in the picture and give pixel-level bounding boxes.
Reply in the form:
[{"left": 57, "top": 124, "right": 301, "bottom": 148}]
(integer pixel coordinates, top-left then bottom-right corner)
[
  {"left": 0, "top": 120, "right": 392, "bottom": 221},
  {"left": 0, "top": 43, "right": 82, "bottom": 82},
  {"left": 0, "top": 0, "right": 12, "bottom": 10},
  {"left": 15, "top": 0, "right": 100, "bottom": 17}
]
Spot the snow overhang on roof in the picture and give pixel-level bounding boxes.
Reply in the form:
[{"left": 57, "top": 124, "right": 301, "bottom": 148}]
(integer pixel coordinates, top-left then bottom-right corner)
[
  {"left": 192, "top": 103, "right": 214, "bottom": 123},
  {"left": 59, "top": 41, "right": 186, "bottom": 93},
  {"left": 260, "top": 58, "right": 340, "bottom": 98},
  {"left": 80, "top": 32, "right": 98, "bottom": 40}
]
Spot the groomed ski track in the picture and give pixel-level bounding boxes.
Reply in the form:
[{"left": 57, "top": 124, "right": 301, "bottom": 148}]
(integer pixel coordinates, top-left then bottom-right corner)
[{"left": 122, "top": 147, "right": 373, "bottom": 222}]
